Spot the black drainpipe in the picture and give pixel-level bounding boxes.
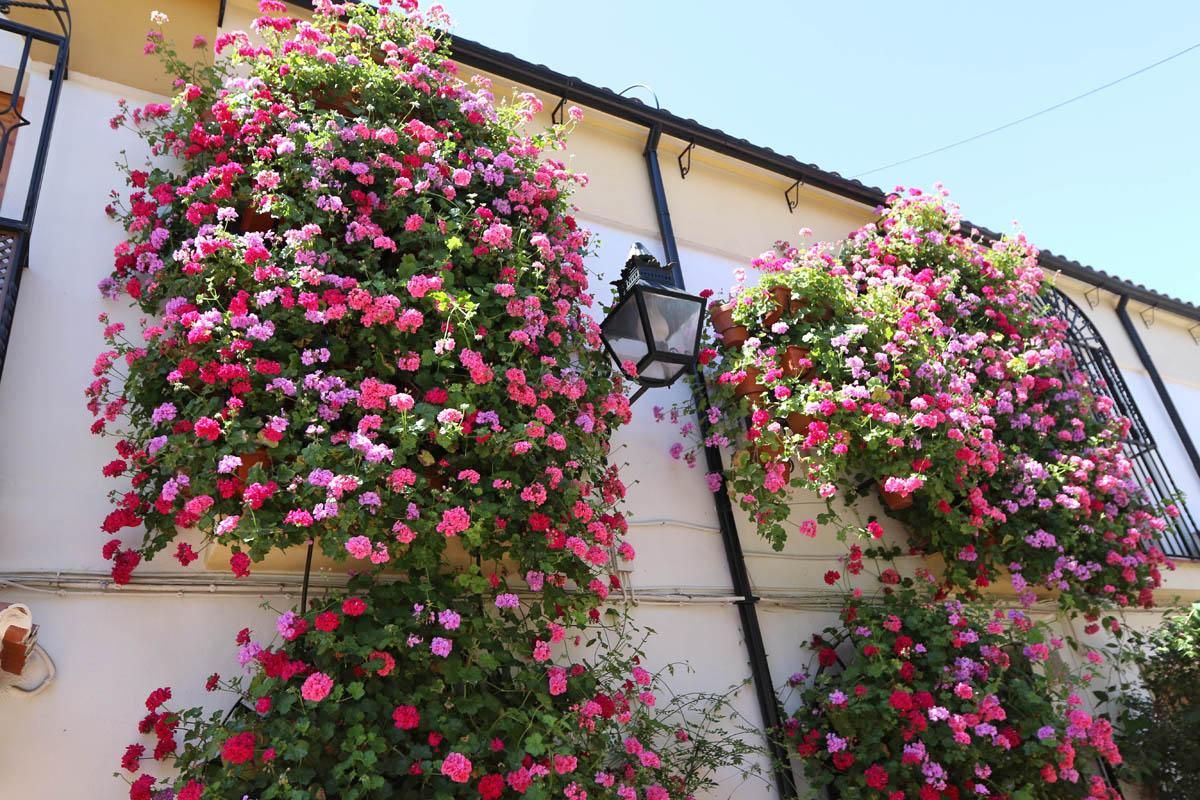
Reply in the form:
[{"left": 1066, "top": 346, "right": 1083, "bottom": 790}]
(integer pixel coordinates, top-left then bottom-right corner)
[
  {"left": 642, "top": 124, "right": 798, "bottom": 800},
  {"left": 1116, "top": 295, "right": 1200, "bottom": 481}
]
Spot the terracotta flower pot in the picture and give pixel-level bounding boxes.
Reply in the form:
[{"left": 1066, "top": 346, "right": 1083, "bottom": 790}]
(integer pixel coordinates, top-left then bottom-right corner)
[
  {"left": 791, "top": 296, "right": 834, "bottom": 322},
  {"left": 424, "top": 466, "right": 449, "bottom": 491},
  {"left": 709, "top": 302, "right": 737, "bottom": 333},
  {"left": 751, "top": 443, "right": 792, "bottom": 483},
  {"left": 786, "top": 412, "right": 816, "bottom": 436},
  {"left": 878, "top": 484, "right": 914, "bottom": 511},
  {"left": 763, "top": 285, "right": 792, "bottom": 327},
  {"left": 314, "top": 85, "right": 361, "bottom": 115},
  {"left": 236, "top": 450, "right": 272, "bottom": 484},
  {"left": 733, "top": 367, "right": 765, "bottom": 399},
  {"left": 238, "top": 206, "right": 275, "bottom": 234},
  {"left": 781, "top": 345, "right": 813, "bottom": 378},
  {"left": 721, "top": 325, "right": 750, "bottom": 349}
]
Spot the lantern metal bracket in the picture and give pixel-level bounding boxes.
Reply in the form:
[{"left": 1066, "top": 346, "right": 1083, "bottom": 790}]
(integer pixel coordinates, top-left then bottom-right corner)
[
  {"left": 1189, "top": 323, "right": 1200, "bottom": 345},
  {"left": 551, "top": 95, "right": 567, "bottom": 125},
  {"left": 677, "top": 140, "right": 694, "bottom": 179},
  {"left": 785, "top": 179, "right": 803, "bottom": 214},
  {"left": 1140, "top": 304, "right": 1157, "bottom": 329},
  {"left": 1084, "top": 284, "right": 1102, "bottom": 309},
  {"left": 217, "top": 0, "right": 227, "bottom": 26}
]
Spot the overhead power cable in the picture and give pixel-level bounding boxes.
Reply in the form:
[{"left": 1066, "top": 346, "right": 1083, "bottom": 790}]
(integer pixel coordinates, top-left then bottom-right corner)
[{"left": 852, "top": 40, "right": 1200, "bottom": 178}]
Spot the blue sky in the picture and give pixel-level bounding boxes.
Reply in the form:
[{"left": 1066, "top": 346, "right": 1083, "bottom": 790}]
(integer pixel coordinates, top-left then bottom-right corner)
[{"left": 444, "top": 0, "right": 1200, "bottom": 304}]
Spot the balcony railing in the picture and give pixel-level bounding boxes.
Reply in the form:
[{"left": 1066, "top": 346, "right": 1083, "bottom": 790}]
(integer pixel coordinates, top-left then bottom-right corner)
[{"left": 0, "top": 4, "right": 69, "bottom": 381}]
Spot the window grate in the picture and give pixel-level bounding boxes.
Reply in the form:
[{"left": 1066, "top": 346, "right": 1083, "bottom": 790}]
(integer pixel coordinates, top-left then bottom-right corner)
[
  {"left": 1039, "top": 288, "right": 1200, "bottom": 560},
  {"left": 0, "top": 10, "right": 69, "bottom": 382}
]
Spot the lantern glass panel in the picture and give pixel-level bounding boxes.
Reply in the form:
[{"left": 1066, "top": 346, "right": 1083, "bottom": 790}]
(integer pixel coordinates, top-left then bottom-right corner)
[
  {"left": 637, "top": 360, "right": 687, "bottom": 385},
  {"left": 600, "top": 295, "right": 648, "bottom": 368},
  {"left": 641, "top": 289, "right": 703, "bottom": 358}
]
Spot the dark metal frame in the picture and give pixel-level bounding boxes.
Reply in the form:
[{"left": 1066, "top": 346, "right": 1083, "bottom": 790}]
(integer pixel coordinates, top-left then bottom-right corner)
[
  {"left": 599, "top": 284, "right": 705, "bottom": 389},
  {"left": 0, "top": 11, "right": 69, "bottom": 383},
  {"left": 1042, "top": 289, "right": 1200, "bottom": 559}
]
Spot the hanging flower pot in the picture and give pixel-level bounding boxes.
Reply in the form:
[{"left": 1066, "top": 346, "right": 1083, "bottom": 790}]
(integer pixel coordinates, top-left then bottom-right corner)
[
  {"left": 710, "top": 302, "right": 748, "bottom": 348},
  {"left": 790, "top": 296, "right": 834, "bottom": 322},
  {"left": 763, "top": 285, "right": 792, "bottom": 327},
  {"left": 751, "top": 442, "right": 792, "bottom": 483},
  {"left": 786, "top": 412, "right": 816, "bottom": 436},
  {"left": 238, "top": 206, "right": 275, "bottom": 234},
  {"left": 314, "top": 85, "right": 361, "bottom": 115},
  {"left": 733, "top": 367, "right": 765, "bottom": 399},
  {"left": 236, "top": 450, "right": 273, "bottom": 485},
  {"left": 720, "top": 325, "right": 750, "bottom": 349},
  {"left": 708, "top": 302, "right": 737, "bottom": 333},
  {"left": 424, "top": 466, "right": 449, "bottom": 491},
  {"left": 878, "top": 483, "right": 914, "bottom": 511},
  {"left": 780, "top": 345, "right": 812, "bottom": 378}
]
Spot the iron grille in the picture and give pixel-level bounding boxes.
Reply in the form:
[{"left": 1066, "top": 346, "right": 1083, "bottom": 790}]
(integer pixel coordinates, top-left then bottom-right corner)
[
  {"left": 0, "top": 6, "right": 69, "bottom": 381},
  {"left": 0, "top": 226, "right": 22, "bottom": 374},
  {"left": 1039, "top": 288, "right": 1200, "bottom": 559}
]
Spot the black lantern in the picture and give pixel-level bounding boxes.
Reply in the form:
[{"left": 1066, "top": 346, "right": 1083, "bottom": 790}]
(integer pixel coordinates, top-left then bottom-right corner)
[{"left": 600, "top": 243, "right": 706, "bottom": 395}]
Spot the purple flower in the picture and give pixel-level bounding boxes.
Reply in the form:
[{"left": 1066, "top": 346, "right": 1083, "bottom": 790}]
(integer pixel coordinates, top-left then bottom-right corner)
[
  {"left": 217, "top": 455, "right": 243, "bottom": 474},
  {"left": 151, "top": 403, "right": 177, "bottom": 425},
  {"left": 430, "top": 637, "right": 452, "bottom": 658}
]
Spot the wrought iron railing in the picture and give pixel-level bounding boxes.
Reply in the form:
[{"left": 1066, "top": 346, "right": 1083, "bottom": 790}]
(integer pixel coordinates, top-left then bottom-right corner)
[
  {"left": 0, "top": 3, "right": 69, "bottom": 382},
  {"left": 1040, "top": 288, "right": 1200, "bottom": 560}
]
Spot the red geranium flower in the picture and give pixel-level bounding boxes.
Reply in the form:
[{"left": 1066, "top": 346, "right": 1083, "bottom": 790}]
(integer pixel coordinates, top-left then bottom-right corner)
[{"left": 864, "top": 763, "right": 889, "bottom": 789}]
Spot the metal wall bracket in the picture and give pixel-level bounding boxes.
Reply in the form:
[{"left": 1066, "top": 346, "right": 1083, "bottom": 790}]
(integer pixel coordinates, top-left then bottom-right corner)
[
  {"left": 218, "top": 0, "right": 227, "bottom": 26},
  {"left": 677, "top": 140, "right": 694, "bottom": 179},
  {"left": 1189, "top": 323, "right": 1200, "bottom": 345},
  {"left": 1084, "top": 284, "right": 1101, "bottom": 309},
  {"left": 1140, "top": 304, "right": 1157, "bottom": 329},
  {"left": 551, "top": 96, "right": 566, "bottom": 125},
  {"left": 785, "top": 179, "right": 802, "bottom": 214}
]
